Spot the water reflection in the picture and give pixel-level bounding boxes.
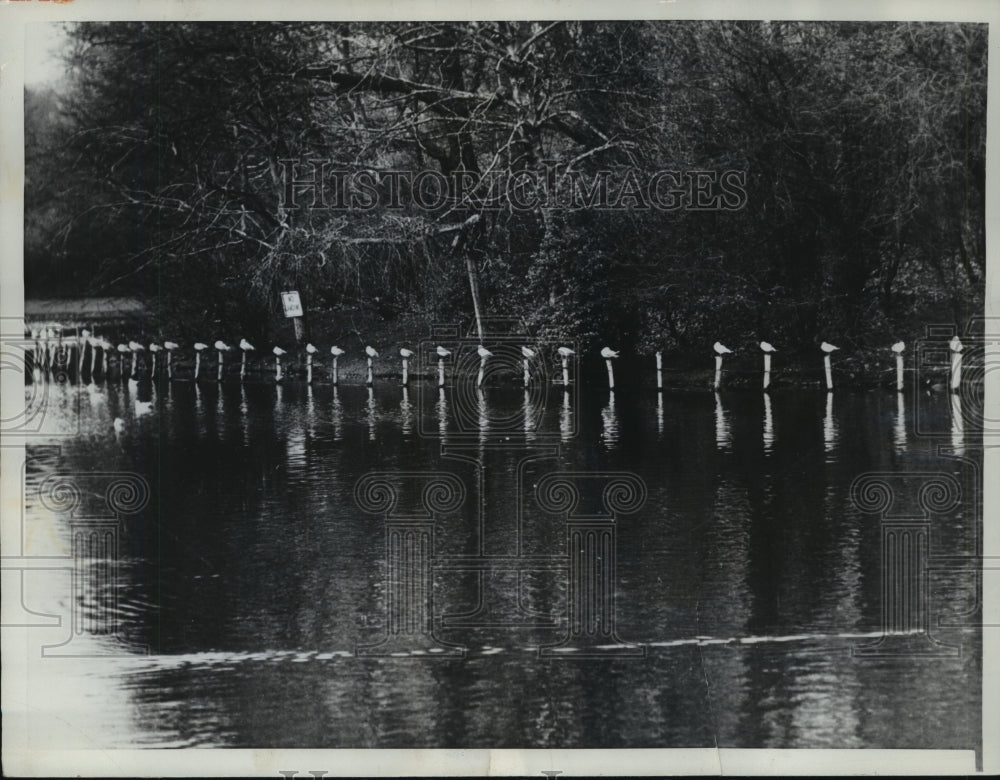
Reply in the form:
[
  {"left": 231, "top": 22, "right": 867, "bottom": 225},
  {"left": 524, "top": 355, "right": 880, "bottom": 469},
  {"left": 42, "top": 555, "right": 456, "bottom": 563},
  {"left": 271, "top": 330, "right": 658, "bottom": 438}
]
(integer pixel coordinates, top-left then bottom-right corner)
[
  {"left": 951, "top": 393, "right": 964, "bottom": 456},
  {"left": 523, "top": 389, "right": 536, "bottom": 442},
  {"left": 331, "top": 387, "right": 343, "bottom": 442},
  {"left": 894, "top": 392, "right": 906, "bottom": 453},
  {"left": 560, "top": 392, "right": 573, "bottom": 443},
  {"left": 17, "top": 379, "right": 982, "bottom": 753},
  {"left": 823, "top": 392, "right": 837, "bottom": 458},
  {"left": 400, "top": 387, "right": 413, "bottom": 437},
  {"left": 714, "top": 393, "right": 730, "bottom": 451},
  {"left": 600, "top": 391, "right": 618, "bottom": 448},
  {"left": 436, "top": 388, "right": 448, "bottom": 442},
  {"left": 762, "top": 392, "right": 774, "bottom": 454},
  {"left": 366, "top": 386, "right": 377, "bottom": 441}
]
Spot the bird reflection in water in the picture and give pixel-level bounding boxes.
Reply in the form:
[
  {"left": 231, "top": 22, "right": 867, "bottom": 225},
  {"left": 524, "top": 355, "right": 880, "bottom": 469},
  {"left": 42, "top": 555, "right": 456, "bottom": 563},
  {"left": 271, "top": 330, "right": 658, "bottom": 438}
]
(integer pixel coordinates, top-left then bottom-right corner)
[{"left": 560, "top": 392, "right": 572, "bottom": 443}]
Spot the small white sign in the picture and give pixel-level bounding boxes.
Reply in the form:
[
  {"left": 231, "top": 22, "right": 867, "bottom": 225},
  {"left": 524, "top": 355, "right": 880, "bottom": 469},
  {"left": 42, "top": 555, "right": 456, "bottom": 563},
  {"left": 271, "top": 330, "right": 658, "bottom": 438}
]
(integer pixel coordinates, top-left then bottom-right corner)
[{"left": 280, "top": 290, "right": 303, "bottom": 318}]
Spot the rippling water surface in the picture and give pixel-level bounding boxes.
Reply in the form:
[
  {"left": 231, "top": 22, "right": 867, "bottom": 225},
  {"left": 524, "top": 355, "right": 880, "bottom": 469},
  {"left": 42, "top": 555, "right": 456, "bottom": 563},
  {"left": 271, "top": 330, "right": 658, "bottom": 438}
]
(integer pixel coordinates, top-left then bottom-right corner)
[{"left": 13, "top": 374, "right": 982, "bottom": 752}]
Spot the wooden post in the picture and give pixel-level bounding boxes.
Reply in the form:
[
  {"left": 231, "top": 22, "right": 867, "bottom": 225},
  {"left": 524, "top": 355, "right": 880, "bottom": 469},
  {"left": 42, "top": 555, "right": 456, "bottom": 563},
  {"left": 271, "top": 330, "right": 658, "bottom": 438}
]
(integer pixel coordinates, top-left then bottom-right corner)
[
  {"left": 605, "top": 359, "right": 615, "bottom": 390},
  {"left": 367, "top": 356, "right": 374, "bottom": 386},
  {"left": 562, "top": 357, "right": 569, "bottom": 388},
  {"left": 241, "top": 351, "right": 248, "bottom": 381},
  {"left": 714, "top": 355, "right": 723, "bottom": 390},
  {"left": 438, "top": 358, "right": 446, "bottom": 388},
  {"left": 763, "top": 354, "right": 771, "bottom": 390},
  {"left": 402, "top": 357, "right": 409, "bottom": 386},
  {"left": 823, "top": 354, "right": 833, "bottom": 391},
  {"left": 949, "top": 336, "right": 963, "bottom": 392},
  {"left": 655, "top": 351, "right": 663, "bottom": 390},
  {"left": 217, "top": 351, "right": 225, "bottom": 382}
]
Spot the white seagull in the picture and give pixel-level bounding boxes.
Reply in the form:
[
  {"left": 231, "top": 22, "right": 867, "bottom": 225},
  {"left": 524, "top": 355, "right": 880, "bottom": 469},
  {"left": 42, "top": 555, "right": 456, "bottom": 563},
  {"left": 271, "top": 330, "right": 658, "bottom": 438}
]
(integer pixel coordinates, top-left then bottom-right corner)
[
  {"left": 521, "top": 346, "right": 537, "bottom": 358},
  {"left": 713, "top": 342, "right": 733, "bottom": 355},
  {"left": 214, "top": 340, "right": 231, "bottom": 352},
  {"left": 194, "top": 342, "right": 208, "bottom": 352},
  {"left": 436, "top": 346, "right": 452, "bottom": 358},
  {"left": 477, "top": 345, "right": 493, "bottom": 359},
  {"left": 600, "top": 347, "right": 619, "bottom": 359},
  {"left": 891, "top": 341, "right": 906, "bottom": 353},
  {"left": 558, "top": 346, "right": 575, "bottom": 357},
  {"left": 239, "top": 338, "right": 255, "bottom": 352},
  {"left": 820, "top": 342, "right": 839, "bottom": 353},
  {"left": 163, "top": 341, "right": 179, "bottom": 351},
  {"left": 950, "top": 335, "right": 963, "bottom": 352},
  {"left": 399, "top": 347, "right": 415, "bottom": 358},
  {"left": 306, "top": 343, "right": 319, "bottom": 355},
  {"left": 272, "top": 346, "right": 287, "bottom": 357},
  {"left": 760, "top": 341, "right": 777, "bottom": 353},
  {"left": 365, "top": 345, "right": 378, "bottom": 358},
  {"left": 330, "top": 346, "right": 345, "bottom": 357}
]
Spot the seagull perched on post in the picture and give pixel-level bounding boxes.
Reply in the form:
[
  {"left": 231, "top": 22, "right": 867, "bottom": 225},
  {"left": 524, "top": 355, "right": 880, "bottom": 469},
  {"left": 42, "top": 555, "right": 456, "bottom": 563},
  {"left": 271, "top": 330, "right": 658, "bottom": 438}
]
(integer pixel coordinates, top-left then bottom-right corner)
[
  {"left": 760, "top": 341, "right": 777, "bottom": 353},
  {"left": 557, "top": 346, "right": 575, "bottom": 357},
  {"left": 891, "top": 341, "right": 905, "bottom": 353},
  {"left": 193, "top": 342, "right": 208, "bottom": 381},
  {"left": 476, "top": 345, "right": 492, "bottom": 387},
  {"left": 949, "top": 335, "right": 963, "bottom": 353},
  {"left": 330, "top": 346, "right": 345, "bottom": 357},
  {"left": 436, "top": 345, "right": 451, "bottom": 358},
  {"left": 214, "top": 340, "right": 231, "bottom": 352},
  {"left": 713, "top": 342, "right": 733, "bottom": 355},
  {"left": 600, "top": 347, "right": 619, "bottom": 359},
  {"left": 365, "top": 345, "right": 378, "bottom": 358},
  {"left": 399, "top": 347, "right": 414, "bottom": 358},
  {"left": 306, "top": 343, "right": 318, "bottom": 355},
  {"left": 148, "top": 343, "right": 161, "bottom": 377},
  {"left": 272, "top": 346, "right": 287, "bottom": 357},
  {"left": 820, "top": 341, "right": 839, "bottom": 353},
  {"left": 521, "top": 346, "right": 536, "bottom": 358},
  {"left": 240, "top": 338, "right": 255, "bottom": 352}
]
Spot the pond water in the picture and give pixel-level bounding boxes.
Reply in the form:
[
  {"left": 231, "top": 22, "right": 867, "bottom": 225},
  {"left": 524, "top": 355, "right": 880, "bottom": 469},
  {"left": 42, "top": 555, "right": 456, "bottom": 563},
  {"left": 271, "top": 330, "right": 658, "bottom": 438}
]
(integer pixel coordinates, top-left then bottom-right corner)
[{"left": 12, "top": 373, "right": 982, "bottom": 753}]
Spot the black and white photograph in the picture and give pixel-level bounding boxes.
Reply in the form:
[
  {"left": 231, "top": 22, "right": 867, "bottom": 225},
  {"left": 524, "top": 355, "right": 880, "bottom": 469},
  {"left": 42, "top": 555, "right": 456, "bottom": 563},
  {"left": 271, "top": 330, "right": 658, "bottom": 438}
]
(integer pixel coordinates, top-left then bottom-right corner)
[{"left": 2, "top": 1, "right": 997, "bottom": 776}]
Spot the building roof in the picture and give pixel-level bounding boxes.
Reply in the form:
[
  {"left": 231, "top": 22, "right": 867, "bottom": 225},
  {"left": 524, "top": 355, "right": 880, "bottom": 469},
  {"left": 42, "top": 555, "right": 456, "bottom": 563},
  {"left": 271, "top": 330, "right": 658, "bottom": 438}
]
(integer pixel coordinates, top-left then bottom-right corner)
[{"left": 24, "top": 298, "right": 147, "bottom": 327}]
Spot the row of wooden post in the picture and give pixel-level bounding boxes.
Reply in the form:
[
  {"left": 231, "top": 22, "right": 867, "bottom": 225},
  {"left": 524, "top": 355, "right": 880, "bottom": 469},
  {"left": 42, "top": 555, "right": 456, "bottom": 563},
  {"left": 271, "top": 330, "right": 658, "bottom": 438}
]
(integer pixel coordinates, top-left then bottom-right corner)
[{"left": 29, "top": 331, "right": 967, "bottom": 392}]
